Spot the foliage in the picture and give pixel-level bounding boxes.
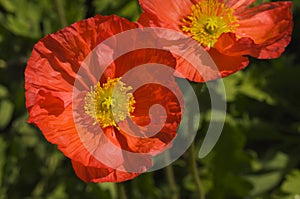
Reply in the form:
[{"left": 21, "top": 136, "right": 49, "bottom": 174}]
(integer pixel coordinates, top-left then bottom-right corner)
[{"left": 0, "top": 0, "right": 299, "bottom": 198}]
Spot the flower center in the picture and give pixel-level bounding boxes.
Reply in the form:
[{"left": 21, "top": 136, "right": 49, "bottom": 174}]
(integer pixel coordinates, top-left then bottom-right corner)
[
  {"left": 84, "top": 77, "right": 135, "bottom": 128},
  {"left": 181, "top": 0, "right": 239, "bottom": 48}
]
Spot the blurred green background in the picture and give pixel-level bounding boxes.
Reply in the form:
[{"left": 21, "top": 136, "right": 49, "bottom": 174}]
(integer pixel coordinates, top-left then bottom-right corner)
[{"left": 0, "top": 0, "right": 299, "bottom": 198}]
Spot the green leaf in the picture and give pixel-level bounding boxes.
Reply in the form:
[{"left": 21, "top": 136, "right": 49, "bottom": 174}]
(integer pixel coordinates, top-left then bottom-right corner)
[
  {"left": 245, "top": 152, "right": 289, "bottom": 196},
  {"left": 0, "top": 136, "right": 7, "bottom": 186},
  {"left": 247, "top": 171, "right": 282, "bottom": 196},
  {"left": 0, "top": 0, "right": 15, "bottom": 12},
  {"left": 240, "top": 82, "right": 276, "bottom": 105},
  {"left": 118, "top": 1, "right": 140, "bottom": 21},
  {"left": 131, "top": 173, "right": 160, "bottom": 199},
  {"left": 45, "top": 182, "right": 67, "bottom": 199},
  {"left": 281, "top": 170, "right": 300, "bottom": 194},
  {"left": 0, "top": 99, "right": 14, "bottom": 129},
  {"left": 12, "top": 114, "right": 39, "bottom": 147},
  {"left": 0, "top": 85, "right": 8, "bottom": 98},
  {"left": 263, "top": 152, "right": 289, "bottom": 171},
  {"left": 93, "top": 0, "right": 111, "bottom": 13},
  {"left": 0, "top": 60, "right": 6, "bottom": 69},
  {"left": 5, "top": 4, "right": 42, "bottom": 38},
  {"left": 98, "top": 183, "right": 117, "bottom": 199},
  {"left": 222, "top": 70, "right": 276, "bottom": 105}
]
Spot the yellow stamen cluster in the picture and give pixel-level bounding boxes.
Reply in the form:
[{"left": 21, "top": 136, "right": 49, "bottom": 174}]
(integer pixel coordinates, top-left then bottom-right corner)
[
  {"left": 182, "top": 0, "right": 239, "bottom": 48},
  {"left": 84, "top": 77, "right": 135, "bottom": 128}
]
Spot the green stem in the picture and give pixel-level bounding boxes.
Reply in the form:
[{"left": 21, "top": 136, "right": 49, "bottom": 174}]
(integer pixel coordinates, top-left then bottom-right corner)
[
  {"left": 189, "top": 141, "right": 205, "bottom": 199},
  {"left": 54, "top": 0, "right": 68, "bottom": 28},
  {"left": 165, "top": 164, "right": 180, "bottom": 199},
  {"left": 117, "top": 183, "right": 127, "bottom": 199}
]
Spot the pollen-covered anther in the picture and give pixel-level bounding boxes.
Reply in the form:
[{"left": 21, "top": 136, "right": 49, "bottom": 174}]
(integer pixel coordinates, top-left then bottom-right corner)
[
  {"left": 84, "top": 77, "right": 135, "bottom": 128},
  {"left": 181, "top": 0, "right": 239, "bottom": 48}
]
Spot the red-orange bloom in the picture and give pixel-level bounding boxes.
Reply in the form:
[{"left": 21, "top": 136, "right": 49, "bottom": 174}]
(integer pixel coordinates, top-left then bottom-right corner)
[
  {"left": 138, "top": 0, "right": 293, "bottom": 82},
  {"left": 25, "top": 15, "right": 183, "bottom": 183}
]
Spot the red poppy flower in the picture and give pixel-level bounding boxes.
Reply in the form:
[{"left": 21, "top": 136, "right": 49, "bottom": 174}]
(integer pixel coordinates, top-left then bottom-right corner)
[
  {"left": 138, "top": 0, "right": 293, "bottom": 82},
  {"left": 25, "top": 15, "right": 183, "bottom": 183}
]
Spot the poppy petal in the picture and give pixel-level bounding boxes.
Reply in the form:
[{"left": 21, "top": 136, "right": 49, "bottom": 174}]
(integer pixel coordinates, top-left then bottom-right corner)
[
  {"left": 137, "top": 0, "right": 293, "bottom": 82},
  {"left": 138, "top": 0, "right": 193, "bottom": 30},
  {"left": 26, "top": 13, "right": 185, "bottom": 181},
  {"left": 25, "top": 15, "right": 139, "bottom": 168},
  {"left": 71, "top": 160, "right": 140, "bottom": 183},
  {"left": 108, "top": 49, "right": 177, "bottom": 78},
  {"left": 208, "top": 48, "right": 249, "bottom": 78},
  {"left": 214, "top": 33, "right": 260, "bottom": 57},
  {"left": 25, "top": 15, "right": 138, "bottom": 110},
  {"left": 225, "top": 0, "right": 256, "bottom": 14},
  {"left": 116, "top": 83, "right": 181, "bottom": 155},
  {"left": 236, "top": 1, "right": 293, "bottom": 58},
  {"left": 170, "top": 47, "right": 249, "bottom": 82}
]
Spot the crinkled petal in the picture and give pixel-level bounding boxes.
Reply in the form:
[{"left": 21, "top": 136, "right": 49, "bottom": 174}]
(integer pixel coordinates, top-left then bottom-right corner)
[
  {"left": 174, "top": 47, "right": 249, "bottom": 82},
  {"left": 225, "top": 0, "right": 256, "bottom": 14},
  {"left": 107, "top": 48, "right": 177, "bottom": 79},
  {"left": 208, "top": 48, "right": 249, "bottom": 77},
  {"left": 170, "top": 46, "right": 248, "bottom": 82},
  {"left": 72, "top": 109, "right": 154, "bottom": 172},
  {"left": 138, "top": 0, "right": 193, "bottom": 30},
  {"left": 25, "top": 15, "right": 139, "bottom": 169},
  {"left": 117, "top": 83, "right": 181, "bottom": 155},
  {"left": 71, "top": 50, "right": 182, "bottom": 169},
  {"left": 71, "top": 160, "right": 140, "bottom": 183},
  {"left": 97, "top": 49, "right": 182, "bottom": 155},
  {"left": 26, "top": 13, "right": 185, "bottom": 180},
  {"left": 101, "top": 48, "right": 182, "bottom": 154},
  {"left": 235, "top": 1, "right": 293, "bottom": 58},
  {"left": 214, "top": 33, "right": 260, "bottom": 57},
  {"left": 25, "top": 14, "right": 138, "bottom": 108}
]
